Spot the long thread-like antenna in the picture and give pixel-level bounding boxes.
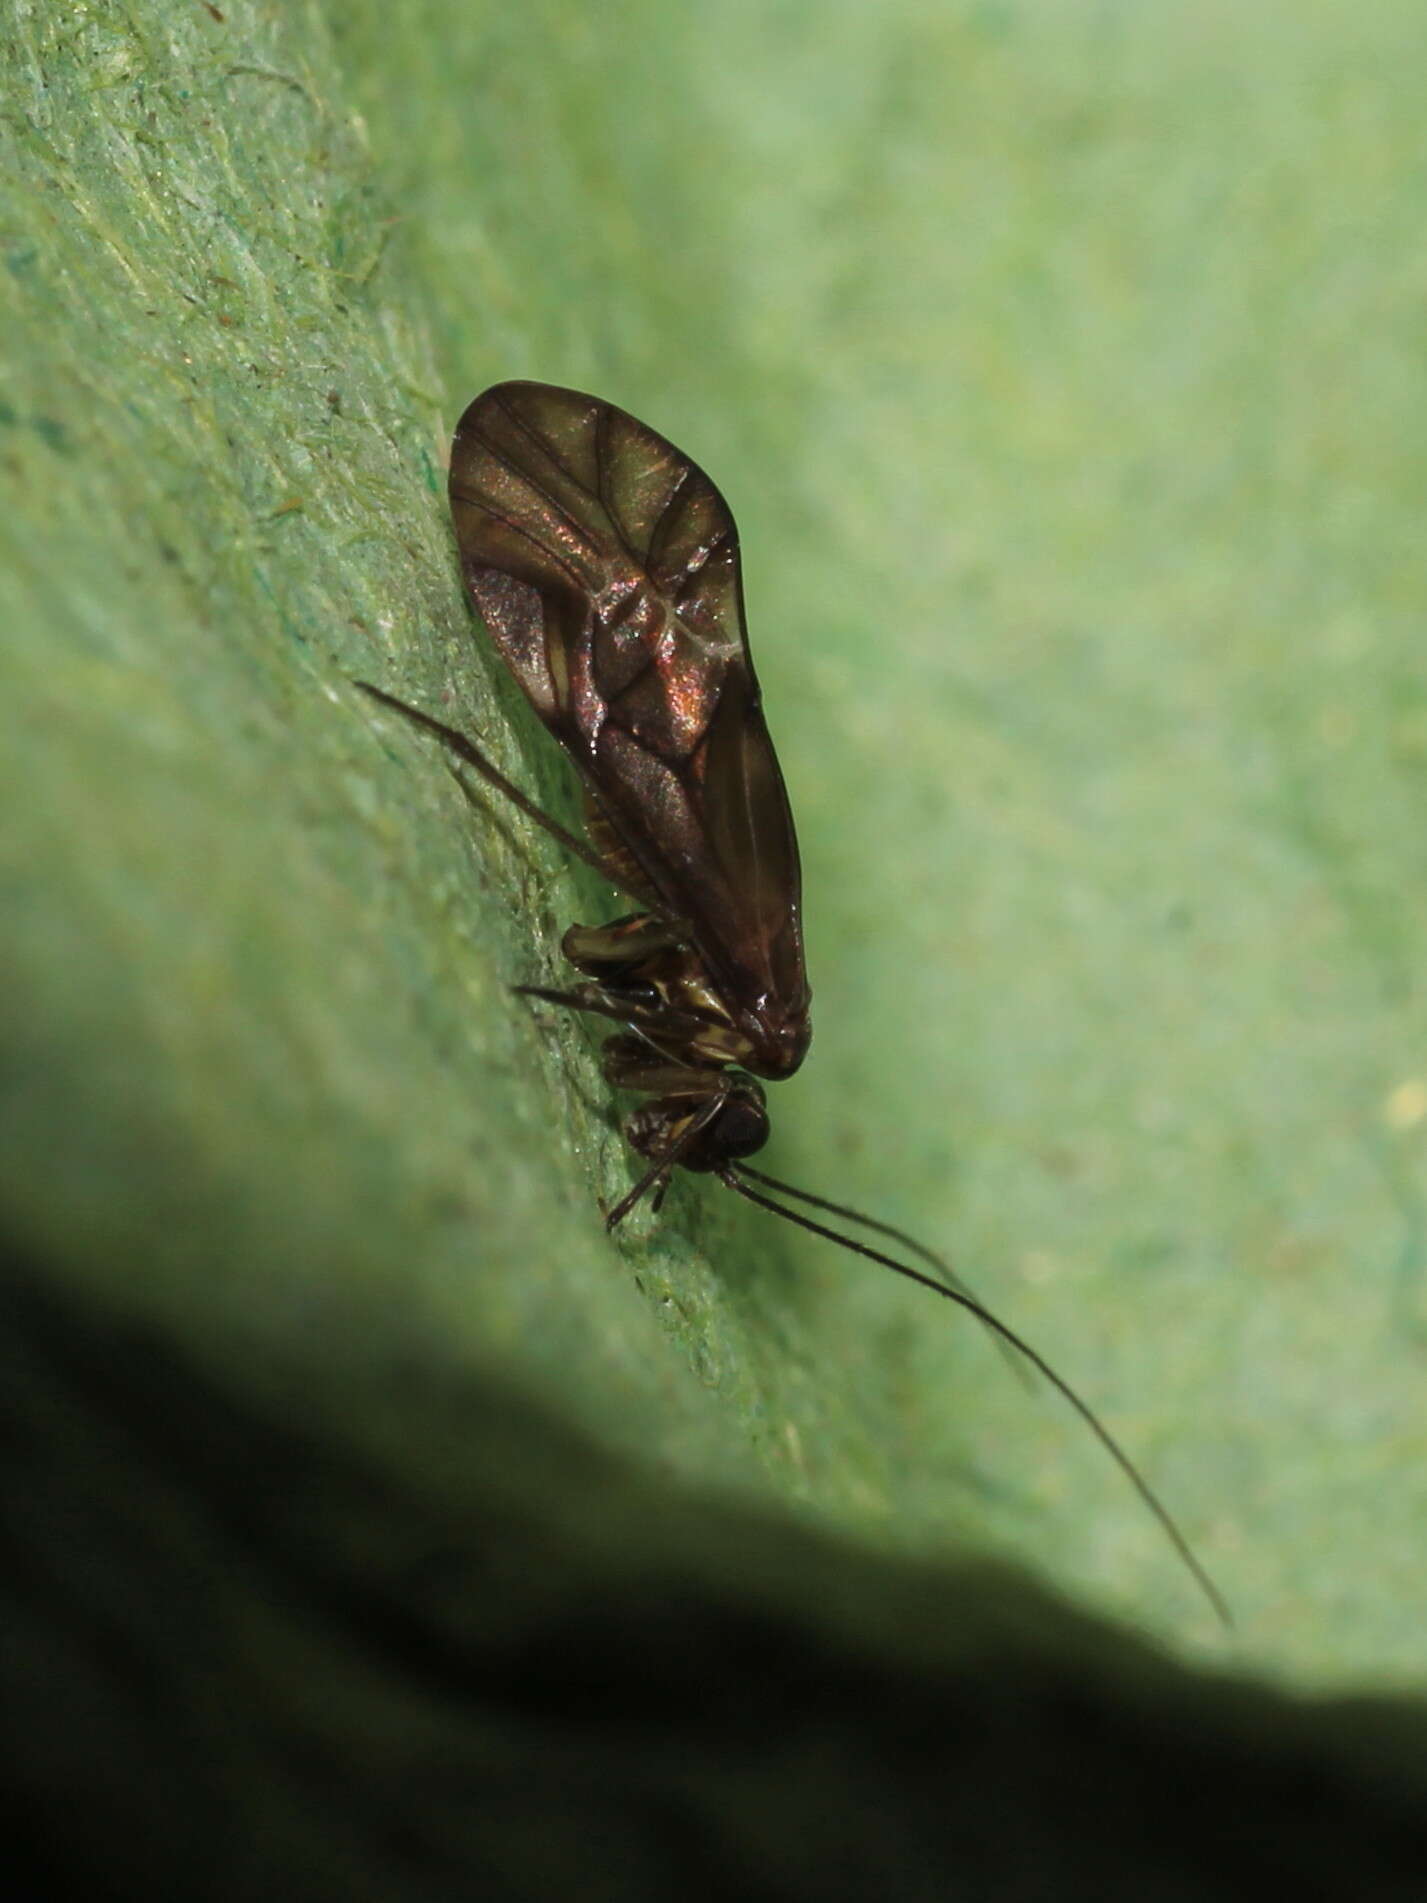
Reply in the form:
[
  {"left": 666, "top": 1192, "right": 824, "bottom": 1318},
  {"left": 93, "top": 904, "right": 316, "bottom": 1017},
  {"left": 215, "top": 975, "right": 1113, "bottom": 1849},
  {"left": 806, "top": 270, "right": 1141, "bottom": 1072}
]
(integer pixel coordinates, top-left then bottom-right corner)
[
  {"left": 735, "top": 1162, "right": 1034, "bottom": 1393},
  {"left": 721, "top": 1165, "right": 1231, "bottom": 1630}
]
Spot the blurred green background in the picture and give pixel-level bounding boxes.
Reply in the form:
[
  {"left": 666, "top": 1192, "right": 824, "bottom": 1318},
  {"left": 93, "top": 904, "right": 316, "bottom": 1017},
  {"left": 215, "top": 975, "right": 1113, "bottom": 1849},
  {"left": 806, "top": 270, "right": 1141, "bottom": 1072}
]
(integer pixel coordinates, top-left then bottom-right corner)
[{"left": 4, "top": 0, "right": 1426, "bottom": 1693}]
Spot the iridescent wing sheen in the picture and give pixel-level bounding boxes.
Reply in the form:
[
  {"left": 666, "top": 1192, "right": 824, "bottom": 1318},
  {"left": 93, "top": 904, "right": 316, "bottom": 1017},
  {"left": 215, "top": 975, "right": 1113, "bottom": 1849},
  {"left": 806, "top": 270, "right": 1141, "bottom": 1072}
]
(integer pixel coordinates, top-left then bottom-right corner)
[{"left": 448, "top": 381, "right": 810, "bottom": 1076}]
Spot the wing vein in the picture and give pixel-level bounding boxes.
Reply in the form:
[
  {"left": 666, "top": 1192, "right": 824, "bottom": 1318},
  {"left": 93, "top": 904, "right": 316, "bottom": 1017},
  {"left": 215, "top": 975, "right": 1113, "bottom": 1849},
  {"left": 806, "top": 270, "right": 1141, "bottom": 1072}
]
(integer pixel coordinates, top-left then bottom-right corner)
[
  {"left": 593, "top": 402, "right": 642, "bottom": 570},
  {"left": 450, "top": 489, "right": 587, "bottom": 594},
  {"left": 647, "top": 464, "right": 694, "bottom": 572},
  {"left": 461, "top": 423, "right": 604, "bottom": 564},
  {"left": 489, "top": 387, "right": 606, "bottom": 509}
]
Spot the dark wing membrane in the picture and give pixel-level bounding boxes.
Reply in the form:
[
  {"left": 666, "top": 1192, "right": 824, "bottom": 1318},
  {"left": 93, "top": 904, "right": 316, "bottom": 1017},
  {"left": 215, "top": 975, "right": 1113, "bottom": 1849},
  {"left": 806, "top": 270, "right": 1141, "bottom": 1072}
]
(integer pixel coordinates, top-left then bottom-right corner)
[{"left": 448, "top": 381, "right": 809, "bottom": 1071}]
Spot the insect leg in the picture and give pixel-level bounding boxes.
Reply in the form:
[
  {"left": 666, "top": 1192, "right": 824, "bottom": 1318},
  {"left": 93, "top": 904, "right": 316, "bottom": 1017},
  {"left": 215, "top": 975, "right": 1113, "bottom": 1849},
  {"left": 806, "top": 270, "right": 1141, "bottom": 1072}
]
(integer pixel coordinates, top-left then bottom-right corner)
[
  {"left": 513, "top": 985, "right": 713, "bottom": 1062},
  {"left": 511, "top": 983, "right": 648, "bottom": 1027},
  {"left": 600, "top": 1034, "right": 719, "bottom": 1098},
  {"left": 605, "top": 1087, "right": 729, "bottom": 1230},
  {"left": 355, "top": 680, "right": 610, "bottom": 881},
  {"left": 563, "top": 914, "right": 689, "bottom": 976}
]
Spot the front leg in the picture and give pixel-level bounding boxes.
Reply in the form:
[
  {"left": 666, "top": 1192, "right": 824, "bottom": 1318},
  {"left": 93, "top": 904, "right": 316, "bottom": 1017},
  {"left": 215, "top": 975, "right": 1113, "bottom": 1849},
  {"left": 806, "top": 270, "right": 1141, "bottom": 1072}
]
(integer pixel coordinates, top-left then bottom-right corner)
[
  {"left": 605, "top": 1085, "right": 734, "bottom": 1229},
  {"left": 510, "top": 982, "right": 642, "bottom": 1029},
  {"left": 512, "top": 983, "right": 716, "bottom": 1055}
]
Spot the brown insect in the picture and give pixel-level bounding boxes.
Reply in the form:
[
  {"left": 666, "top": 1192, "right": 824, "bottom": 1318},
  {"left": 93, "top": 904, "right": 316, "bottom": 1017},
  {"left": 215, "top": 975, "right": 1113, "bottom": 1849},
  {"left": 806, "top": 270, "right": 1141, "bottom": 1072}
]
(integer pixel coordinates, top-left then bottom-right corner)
[{"left": 357, "top": 381, "right": 1229, "bottom": 1627}]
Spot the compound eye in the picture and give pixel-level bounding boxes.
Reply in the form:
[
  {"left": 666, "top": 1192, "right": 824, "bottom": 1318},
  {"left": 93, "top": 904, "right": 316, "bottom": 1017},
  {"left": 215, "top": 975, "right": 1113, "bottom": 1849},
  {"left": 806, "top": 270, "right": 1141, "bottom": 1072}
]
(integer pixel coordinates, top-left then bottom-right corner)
[{"left": 714, "top": 1093, "right": 769, "bottom": 1161}]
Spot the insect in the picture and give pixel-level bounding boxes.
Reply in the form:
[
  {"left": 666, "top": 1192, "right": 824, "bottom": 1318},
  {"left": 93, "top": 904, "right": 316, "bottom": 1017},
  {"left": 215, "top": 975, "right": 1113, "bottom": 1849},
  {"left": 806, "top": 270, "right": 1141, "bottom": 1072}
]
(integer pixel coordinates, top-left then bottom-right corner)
[{"left": 357, "top": 381, "right": 1229, "bottom": 1627}]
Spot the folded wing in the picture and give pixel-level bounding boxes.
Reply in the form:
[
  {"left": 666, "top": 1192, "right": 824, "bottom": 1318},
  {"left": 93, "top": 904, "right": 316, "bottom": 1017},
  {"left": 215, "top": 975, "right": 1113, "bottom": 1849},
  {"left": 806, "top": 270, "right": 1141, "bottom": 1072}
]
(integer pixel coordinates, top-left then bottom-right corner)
[{"left": 448, "top": 381, "right": 810, "bottom": 1073}]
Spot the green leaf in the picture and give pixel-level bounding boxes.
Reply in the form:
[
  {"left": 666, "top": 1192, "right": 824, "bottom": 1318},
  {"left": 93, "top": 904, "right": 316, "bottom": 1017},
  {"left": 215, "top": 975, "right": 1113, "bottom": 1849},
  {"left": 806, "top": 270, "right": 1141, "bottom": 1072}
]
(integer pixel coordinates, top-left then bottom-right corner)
[{"left": 5, "top": 0, "right": 1427, "bottom": 1889}]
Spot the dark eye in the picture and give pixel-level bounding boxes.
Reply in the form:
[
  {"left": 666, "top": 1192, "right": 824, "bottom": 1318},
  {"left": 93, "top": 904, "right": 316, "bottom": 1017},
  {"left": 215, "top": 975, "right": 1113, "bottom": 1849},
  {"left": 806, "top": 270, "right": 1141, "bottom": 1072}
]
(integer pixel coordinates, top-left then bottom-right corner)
[{"left": 714, "top": 1094, "right": 768, "bottom": 1161}]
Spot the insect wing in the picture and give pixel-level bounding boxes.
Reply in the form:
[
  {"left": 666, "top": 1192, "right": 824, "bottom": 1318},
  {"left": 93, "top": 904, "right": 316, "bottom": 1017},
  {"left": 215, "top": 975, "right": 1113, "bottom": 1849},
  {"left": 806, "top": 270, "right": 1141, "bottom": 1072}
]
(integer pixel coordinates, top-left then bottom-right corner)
[{"left": 448, "top": 382, "right": 810, "bottom": 1074}]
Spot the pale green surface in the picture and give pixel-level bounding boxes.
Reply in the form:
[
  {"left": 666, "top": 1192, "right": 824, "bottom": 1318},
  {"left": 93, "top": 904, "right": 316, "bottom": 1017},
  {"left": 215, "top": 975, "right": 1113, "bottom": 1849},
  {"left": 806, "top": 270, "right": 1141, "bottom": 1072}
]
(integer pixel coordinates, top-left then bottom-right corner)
[{"left": 4, "top": 0, "right": 1426, "bottom": 1686}]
